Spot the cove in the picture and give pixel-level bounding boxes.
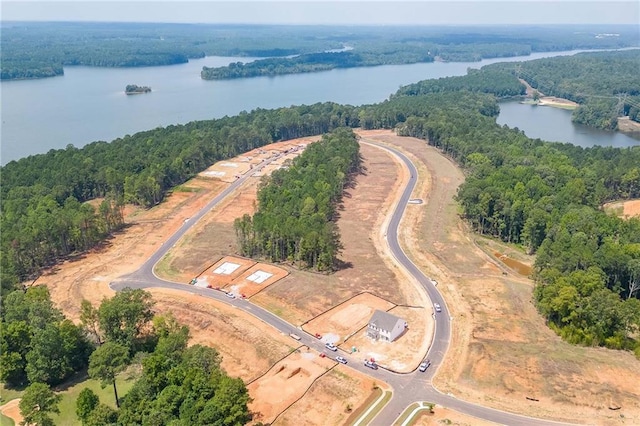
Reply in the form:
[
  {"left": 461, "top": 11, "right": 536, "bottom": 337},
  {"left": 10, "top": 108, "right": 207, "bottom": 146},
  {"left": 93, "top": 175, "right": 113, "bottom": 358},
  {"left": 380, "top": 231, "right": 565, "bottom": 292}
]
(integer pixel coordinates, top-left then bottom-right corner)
[
  {"left": 0, "top": 49, "right": 630, "bottom": 164},
  {"left": 496, "top": 101, "right": 639, "bottom": 149}
]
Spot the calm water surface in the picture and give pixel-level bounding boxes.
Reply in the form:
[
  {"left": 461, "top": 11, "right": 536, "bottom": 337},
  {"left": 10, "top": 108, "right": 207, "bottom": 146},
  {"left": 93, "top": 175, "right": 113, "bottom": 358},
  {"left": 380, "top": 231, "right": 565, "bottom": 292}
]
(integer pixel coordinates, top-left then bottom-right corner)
[
  {"left": 496, "top": 101, "right": 639, "bottom": 148},
  {"left": 1, "top": 49, "right": 636, "bottom": 164}
]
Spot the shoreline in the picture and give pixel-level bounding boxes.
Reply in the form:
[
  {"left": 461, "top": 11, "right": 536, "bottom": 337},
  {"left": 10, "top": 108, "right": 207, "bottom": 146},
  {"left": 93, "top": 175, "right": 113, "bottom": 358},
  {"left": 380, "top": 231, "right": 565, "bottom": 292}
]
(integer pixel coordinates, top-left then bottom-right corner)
[{"left": 520, "top": 96, "right": 578, "bottom": 110}]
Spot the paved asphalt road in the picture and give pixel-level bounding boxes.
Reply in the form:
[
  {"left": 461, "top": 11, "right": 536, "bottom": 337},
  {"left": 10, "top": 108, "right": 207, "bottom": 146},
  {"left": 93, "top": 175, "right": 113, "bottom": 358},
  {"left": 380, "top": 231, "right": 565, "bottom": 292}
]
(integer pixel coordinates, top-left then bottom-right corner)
[{"left": 111, "top": 142, "right": 577, "bottom": 426}]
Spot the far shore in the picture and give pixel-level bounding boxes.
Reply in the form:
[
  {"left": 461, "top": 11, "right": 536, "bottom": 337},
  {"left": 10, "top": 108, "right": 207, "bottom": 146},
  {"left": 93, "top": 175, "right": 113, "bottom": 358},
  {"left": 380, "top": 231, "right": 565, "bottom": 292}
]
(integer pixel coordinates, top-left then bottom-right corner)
[{"left": 521, "top": 96, "right": 578, "bottom": 110}]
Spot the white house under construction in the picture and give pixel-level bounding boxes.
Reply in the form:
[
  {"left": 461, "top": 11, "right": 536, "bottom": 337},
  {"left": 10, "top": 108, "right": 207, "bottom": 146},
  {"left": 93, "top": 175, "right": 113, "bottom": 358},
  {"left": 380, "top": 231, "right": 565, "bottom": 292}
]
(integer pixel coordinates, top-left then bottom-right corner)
[{"left": 366, "top": 310, "right": 407, "bottom": 342}]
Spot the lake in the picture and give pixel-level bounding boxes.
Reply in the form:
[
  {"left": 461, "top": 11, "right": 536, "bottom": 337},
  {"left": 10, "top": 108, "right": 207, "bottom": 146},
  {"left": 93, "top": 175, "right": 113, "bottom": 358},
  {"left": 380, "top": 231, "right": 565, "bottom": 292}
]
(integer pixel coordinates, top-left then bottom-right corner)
[
  {"left": 1, "top": 49, "right": 637, "bottom": 164},
  {"left": 496, "top": 101, "right": 639, "bottom": 149}
]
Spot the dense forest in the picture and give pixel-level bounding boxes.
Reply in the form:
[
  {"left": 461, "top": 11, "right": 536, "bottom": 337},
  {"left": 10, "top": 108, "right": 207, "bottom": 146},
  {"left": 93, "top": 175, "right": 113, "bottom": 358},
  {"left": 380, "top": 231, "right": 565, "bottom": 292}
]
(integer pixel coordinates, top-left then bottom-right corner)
[
  {"left": 2, "top": 50, "right": 640, "bottom": 357},
  {"left": 397, "top": 49, "right": 640, "bottom": 131},
  {"left": 492, "top": 49, "right": 640, "bottom": 129},
  {"left": 3, "top": 22, "right": 639, "bottom": 80},
  {"left": 234, "top": 128, "right": 361, "bottom": 271},
  {"left": 202, "top": 49, "right": 434, "bottom": 79},
  {"left": 0, "top": 102, "right": 360, "bottom": 292},
  {"left": 386, "top": 87, "right": 640, "bottom": 353},
  {"left": 1, "top": 287, "right": 250, "bottom": 425}
]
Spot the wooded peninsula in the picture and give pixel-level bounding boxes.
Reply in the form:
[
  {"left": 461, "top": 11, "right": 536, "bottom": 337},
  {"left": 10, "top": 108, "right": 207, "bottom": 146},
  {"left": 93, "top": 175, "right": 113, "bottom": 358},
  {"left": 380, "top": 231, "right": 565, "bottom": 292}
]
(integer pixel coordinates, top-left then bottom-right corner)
[{"left": 2, "top": 22, "right": 638, "bottom": 80}]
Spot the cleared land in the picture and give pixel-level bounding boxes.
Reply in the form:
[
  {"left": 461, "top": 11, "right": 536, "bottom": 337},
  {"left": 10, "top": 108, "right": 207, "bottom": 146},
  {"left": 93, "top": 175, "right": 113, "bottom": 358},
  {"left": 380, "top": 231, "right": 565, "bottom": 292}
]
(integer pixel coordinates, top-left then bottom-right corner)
[
  {"left": 247, "top": 349, "right": 335, "bottom": 424},
  {"left": 603, "top": 199, "right": 640, "bottom": 219},
  {"left": 28, "top": 129, "right": 640, "bottom": 425},
  {"left": 302, "top": 292, "right": 396, "bottom": 346},
  {"left": 359, "top": 129, "right": 640, "bottom": 425},
  {"left": 346, "top": 306, "right": 429, "bottom": 371},
  {"left": 148, "top": 287, "right": 296, "bottom": 381},
  {"left": 274, "top": 368, "right": 377, "bottom": 426},
  {"left": 0, "top": 399, "right": 20, "bottom": 426}
]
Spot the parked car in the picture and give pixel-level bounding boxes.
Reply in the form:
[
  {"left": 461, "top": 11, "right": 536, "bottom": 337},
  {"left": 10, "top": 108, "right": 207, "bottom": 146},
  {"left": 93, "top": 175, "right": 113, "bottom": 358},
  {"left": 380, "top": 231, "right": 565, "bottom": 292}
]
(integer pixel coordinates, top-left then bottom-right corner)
[
  {"left": 418, "top": 360, "right": 431, "bottom": 372},
  {"left": 226, "top": 292, "right": 236, "bottom": 299},
  {"left": 434, "top": 303, "right": 441, "bottom": 312},
  {"left": 364, "top": 359, "right": 378, "bottom": 370},
  {"left": 325, "top": 342, "right": 338, "bottom": 351},
  {"left": 336, "top": 356, "right": 347, "bottom": 364}
]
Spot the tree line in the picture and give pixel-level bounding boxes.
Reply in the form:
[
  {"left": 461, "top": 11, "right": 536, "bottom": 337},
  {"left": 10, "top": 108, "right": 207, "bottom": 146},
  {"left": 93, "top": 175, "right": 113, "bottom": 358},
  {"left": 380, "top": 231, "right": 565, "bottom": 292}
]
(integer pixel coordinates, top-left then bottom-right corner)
[
  {"left": 395, "top": 50, "right": 640, "bottom": 131},
  {"left": 489, "top": 49, "right": 640, "bottom": 130},
  {"left": 1, "top": 286, "right": 251, "bottom": 425},
  {"left": 2, "top": 49, "right": 639, "bottom": 356},
  {"left": 234, "top": 128, "right": 361, "bottom": 271},
  {"left": 0, "top": 102, "right": 360, "bottom": 292},
  {"left": 387, "top": 92, "right": 640, "bottom": 355},
  {"left": 4, "top": 22, "right": 638, "bottom": 80},
  {"left": 0, "top": 22, "right": 343, "bottom": 80},
  {"left": 201, "top": 50, "right": 434, "bottom": 80}
]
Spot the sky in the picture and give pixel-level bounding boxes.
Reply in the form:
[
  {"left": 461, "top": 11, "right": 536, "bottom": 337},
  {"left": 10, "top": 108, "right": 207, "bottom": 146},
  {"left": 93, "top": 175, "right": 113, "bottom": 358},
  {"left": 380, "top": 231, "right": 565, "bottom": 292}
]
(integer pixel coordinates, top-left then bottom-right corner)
[{"left": 1, "top": 1, "right": 639, "bottom": 25}]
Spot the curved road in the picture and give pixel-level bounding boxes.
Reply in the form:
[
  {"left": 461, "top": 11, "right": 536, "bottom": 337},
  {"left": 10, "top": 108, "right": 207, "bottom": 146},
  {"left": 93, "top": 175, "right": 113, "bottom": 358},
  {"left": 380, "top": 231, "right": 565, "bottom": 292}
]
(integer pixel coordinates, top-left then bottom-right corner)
[{"left": 111, "top": 142, "right": 576, "bottom": 426}]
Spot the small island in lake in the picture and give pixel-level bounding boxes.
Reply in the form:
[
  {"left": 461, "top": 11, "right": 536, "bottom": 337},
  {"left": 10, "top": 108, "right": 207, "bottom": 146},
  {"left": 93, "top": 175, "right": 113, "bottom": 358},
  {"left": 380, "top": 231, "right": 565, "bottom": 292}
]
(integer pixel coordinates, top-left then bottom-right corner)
[{"left": 125, "top": 84, "right": 151, "bottom": 95}]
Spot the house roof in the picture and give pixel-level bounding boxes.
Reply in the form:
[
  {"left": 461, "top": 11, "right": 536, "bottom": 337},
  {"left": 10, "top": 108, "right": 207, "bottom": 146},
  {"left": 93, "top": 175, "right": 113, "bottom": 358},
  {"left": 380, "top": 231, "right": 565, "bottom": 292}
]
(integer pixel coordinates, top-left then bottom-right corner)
[{"left": 368, "top": 310, "right": 405, "bottom": 332}]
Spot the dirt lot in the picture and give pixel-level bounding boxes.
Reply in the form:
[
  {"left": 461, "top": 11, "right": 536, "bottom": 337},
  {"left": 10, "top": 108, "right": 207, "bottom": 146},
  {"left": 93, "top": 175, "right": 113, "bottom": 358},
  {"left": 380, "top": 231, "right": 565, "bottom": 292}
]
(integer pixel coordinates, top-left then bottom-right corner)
[
  {"left": 148, "top": 287, "right": 295, "bottom": 381},
  {"left": 411, "top": 405, "right": 499, "bottom": 425},
  {"left": 193, "top": 255, "right": 289, "bottom": 298},
  {"left": 247, "top": 348, "right": 335, "bottom": 424},
  {"left": 227, "top": 262, "right": 289, "bottom": 298},
  {"left": 346, "top": 306, "right": 430, "bottom": 372},
  {"left": 617, "top": 116, "right": 640, "bottom": 136},
  {"left": 603, "top": 199, "right": 640, "bottom": 219},
  {"left": 196, "top": 255, "right": 256, "bottom": 288},
  {"left": 302, "top": 292, "right": 395, "bottom": 345},
  {"left": 0, "top": 399, "right": 22, "bottom": 425},
  {"left": 275, "top": 368, "right": 378, "bottom": 426},
  {"left": 360, "top": 129, "right": 640, "bottom": 425},
  {"left": 31, "top": 127, "right": 640, "bottom": 425}
]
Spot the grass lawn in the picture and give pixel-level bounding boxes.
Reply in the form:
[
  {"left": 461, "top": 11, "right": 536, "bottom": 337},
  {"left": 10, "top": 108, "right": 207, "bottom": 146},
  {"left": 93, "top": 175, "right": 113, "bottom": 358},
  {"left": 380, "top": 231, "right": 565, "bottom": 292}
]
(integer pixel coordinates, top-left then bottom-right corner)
[
  {"left": 50, "top": 374, "right": 136, "bottom": 425},
  {"left": 0, "top": 413, "right": 15, "bottom": 426},
  {"left": 345, "top": 388, "right": 392, "bottom": 426},
  {"left": 0, "top": 384, "right": 23, "bottom": 406},
  {"left": 1, "top": 371, "right": 136, "bottom": 426}
]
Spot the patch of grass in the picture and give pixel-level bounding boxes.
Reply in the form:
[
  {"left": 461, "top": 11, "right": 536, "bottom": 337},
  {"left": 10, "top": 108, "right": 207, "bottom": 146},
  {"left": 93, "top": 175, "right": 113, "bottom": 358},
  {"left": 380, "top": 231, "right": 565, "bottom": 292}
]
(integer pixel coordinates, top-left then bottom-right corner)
[
  {"left": 1, "top": 371, "right": 136, "bottom": 426},
  {"left": 0, "top": 384, "right": 24, "bottom": 404},
  {"left": 345, "top": 388, "right": 392, "bottom": 426},
  {"left": 604, "top": 205, "right": 624, "bottom": 217},
  {"left": 264, "top": 303, "right": 284, "bottom": 318},
  {"left": 0, "top": 413, "right": 15, "bottom": 426},
  {"left": 50, "top": 373, "right": 136, "bottom": 426},
  {"left": 345, "top": 387, "right": 382, "bottom": 425},
  {"left": 172, "top": 184, "right": 202, "bottom": 193},
  {"left": 393, "top": 403, "right": 436, "bottom": 426},
  {"left": 154, "top": 252, "right": 181, "bottom": 280},
  {"left": 392, "top": 402, "right": 421, "bottom": 425}
]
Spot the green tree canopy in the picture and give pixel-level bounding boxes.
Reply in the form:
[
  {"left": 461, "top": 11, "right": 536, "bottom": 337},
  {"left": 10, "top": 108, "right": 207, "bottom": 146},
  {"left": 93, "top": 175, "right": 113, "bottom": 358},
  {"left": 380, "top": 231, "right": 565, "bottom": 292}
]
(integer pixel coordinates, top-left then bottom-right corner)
[
  {"left": 19, "top": 382, "right": 61, "bottom": 426},
  {"left": 88, "top": 342, "right": 130, "bottom": 408},
  {"left": 97, "top": 288, "right": 155, "bottom": 353}
]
